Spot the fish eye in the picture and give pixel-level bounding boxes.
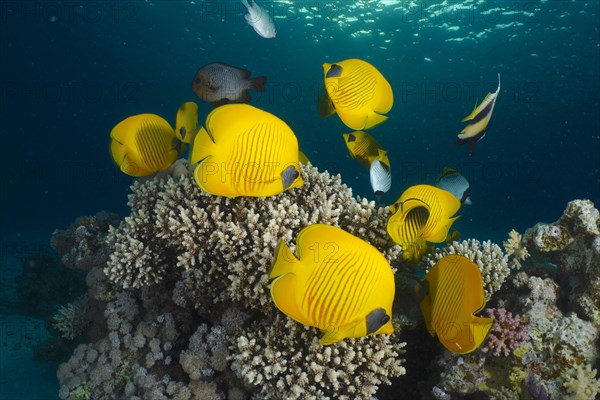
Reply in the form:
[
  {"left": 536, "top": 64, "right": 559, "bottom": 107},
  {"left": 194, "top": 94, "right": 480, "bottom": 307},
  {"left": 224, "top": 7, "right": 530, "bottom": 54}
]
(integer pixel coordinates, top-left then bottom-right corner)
[{"left": 380, "top": 315, "right": 390, "bottom": 325}]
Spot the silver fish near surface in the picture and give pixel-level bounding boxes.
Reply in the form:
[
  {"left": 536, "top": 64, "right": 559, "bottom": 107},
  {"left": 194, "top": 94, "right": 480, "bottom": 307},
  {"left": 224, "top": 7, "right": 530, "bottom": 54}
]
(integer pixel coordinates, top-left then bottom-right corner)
[
  {"left": 240, "top": 0, "right": 276, "bottom": 39},
  {"left": 192, "top": 62, "right": 267, "bottom": 107}
]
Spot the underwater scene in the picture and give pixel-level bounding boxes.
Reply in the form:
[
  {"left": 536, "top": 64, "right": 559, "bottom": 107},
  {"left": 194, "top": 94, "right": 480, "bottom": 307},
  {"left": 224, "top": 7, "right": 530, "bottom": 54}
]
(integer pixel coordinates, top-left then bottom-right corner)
[{"left": 1, "top": 0, "right": 599, "bottom": 399}]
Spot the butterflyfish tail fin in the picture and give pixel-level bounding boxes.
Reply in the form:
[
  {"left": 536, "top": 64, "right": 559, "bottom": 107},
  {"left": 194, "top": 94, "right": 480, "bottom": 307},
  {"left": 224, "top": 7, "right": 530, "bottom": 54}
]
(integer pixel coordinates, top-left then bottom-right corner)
[{"left": 364, "top": 112, "right": 388, "bottom": 130}]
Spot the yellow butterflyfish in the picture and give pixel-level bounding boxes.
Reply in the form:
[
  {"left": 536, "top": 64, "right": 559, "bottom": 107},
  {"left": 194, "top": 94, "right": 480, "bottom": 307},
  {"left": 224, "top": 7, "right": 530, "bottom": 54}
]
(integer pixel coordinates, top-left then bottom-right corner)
[
  {"left": 343, "top": 131, "right": 384, "bottom": 168},
  {"left": 269, "top": 224, "right": 395, "bottom": 345},
  {"left": 175, "top": 101, "right": 198, "bottom": 144},
  {"left": 110, "top": 113, "right": 181, "bottom": 177},
  {"left": 321, "top": 59, "right": 393, "bottom": 130},
  {"left": 387, "top": 184, "right": 461, "bottom": 246},
  {"left": 189, "top": 104, "right": 303, "bottom": 197},
  {"left": 415, "top": 254, "right": 494, "bottom": 354}
]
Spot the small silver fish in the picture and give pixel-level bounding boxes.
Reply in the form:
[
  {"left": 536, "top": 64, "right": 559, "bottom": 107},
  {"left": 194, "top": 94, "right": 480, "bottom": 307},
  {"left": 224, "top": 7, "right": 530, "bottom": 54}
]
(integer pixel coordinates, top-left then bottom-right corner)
[
  {"left": 436, "top": 167, "right": 472, "bottom": 205},
  {"left": 192, "top": 62, "right": 266, "bottom": 107},
  {"left": 370, "top": 159, "right": 392, "bottom": 201},
  {"left": 240, "top": 0, "right": 276, "bottom": 39}
]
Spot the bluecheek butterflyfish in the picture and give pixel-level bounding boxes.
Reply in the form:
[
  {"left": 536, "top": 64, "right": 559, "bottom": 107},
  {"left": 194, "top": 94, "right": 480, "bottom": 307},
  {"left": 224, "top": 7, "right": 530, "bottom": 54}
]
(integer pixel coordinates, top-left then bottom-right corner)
[
  {"left": 343, "top": 131, "right": 383, "bottom": 168},
  {"left": 175, "top": 101, "right": 199, "bottom": 144},
  {"left": 415, "top": 254, "right": 494, "bottom": 354},
  {"left": 189, "top": 104, "right": 303, "bottom": 197},
  {"left": 343, "top": 131, "right": 392, "bottom": 199},
  {"left": 386, "top": 184, "right": 461, "bottom": 254},
  {"left": 110, "top": 113, "right": 182, "bottom": 177},
  {"left": 320, "top": 59, "right": 393, "bottom": 130},
  {"left": 269, "top": 224, "right": 395, "bottom": 345},
  {"left": 456, "top": 74, "right": 501, "bottom": 155}
]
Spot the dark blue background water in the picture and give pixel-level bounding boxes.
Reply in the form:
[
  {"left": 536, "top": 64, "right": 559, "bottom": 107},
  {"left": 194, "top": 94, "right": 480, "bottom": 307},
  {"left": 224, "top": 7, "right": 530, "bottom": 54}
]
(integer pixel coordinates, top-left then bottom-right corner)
[
  {"left": 2, "top": 0, "right": 599, "bottom": 242},
  {"left": 0, "top": 1, "right": 598, "bottom": 398}
]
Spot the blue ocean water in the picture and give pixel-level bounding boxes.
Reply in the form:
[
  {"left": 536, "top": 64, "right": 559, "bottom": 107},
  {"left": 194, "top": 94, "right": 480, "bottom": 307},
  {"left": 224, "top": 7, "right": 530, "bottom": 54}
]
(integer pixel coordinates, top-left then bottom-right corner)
[{"left": 0, "top": 1, "right": 598, "bottom": 399}]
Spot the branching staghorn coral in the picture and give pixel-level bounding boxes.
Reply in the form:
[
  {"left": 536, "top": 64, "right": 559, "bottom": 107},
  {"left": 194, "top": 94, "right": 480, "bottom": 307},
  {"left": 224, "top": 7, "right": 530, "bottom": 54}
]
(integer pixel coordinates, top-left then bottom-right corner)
[
  {"left": 424, "top": 239, "right": 512, "bottom": 300},
  {"left": 106, "top": 163, "right": 400, "bottom": 313},
  {"left": 503, "top": 229, "right": 529, "bottom": 269},
  {"left": 231, "top": 314, "right": 406, "bottom": 400},
  {"left": 58, "top": 163, "right": 406, "bottom": 399},
  {"left": 563, "top": 364, "right": 600, "bottom": 400}
]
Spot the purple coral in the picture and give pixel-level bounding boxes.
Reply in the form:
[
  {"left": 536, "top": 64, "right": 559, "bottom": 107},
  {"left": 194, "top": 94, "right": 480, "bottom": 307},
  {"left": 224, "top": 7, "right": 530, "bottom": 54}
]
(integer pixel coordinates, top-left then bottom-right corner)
[{"left": 480, "top": 307, "right": 530, "bottom": 357}]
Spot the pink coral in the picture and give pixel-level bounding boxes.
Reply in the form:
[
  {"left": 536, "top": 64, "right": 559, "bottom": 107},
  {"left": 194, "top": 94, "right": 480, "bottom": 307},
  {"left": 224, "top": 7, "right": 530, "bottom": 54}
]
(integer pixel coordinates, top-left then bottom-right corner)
[{"left": 480, "top": 307, "right": 530, "bottom": 357}]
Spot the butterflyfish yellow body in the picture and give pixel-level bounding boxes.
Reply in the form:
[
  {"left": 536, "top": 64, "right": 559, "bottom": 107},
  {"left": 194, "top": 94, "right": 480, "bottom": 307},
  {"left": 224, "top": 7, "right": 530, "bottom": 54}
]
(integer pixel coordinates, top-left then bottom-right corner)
[
  {"left": 387, "top": 185, "right": 461, "bottom": 247},
  {"left": 416, "top": 254, "right": 494, "bottom": 354},
  {"left": 456, "top": 74, "right": 501, "bottom": 155},
  {"left": 343, "top": 131, "right": 384, "bottom": 168},
  {"left": 175, "top": 101, "right": 198, "bottom": 144},
  {"left": 322, "top": 59, "right": 393, "bottom": 130},
  {"left": 189, "top": 104, "right": 303, "bottom": 197},
  {"left": 269, "top": 224, "right": 395, "bottom": 345},
  {"left": 110, "top": 113, "right": 180, "bottom": 177}
]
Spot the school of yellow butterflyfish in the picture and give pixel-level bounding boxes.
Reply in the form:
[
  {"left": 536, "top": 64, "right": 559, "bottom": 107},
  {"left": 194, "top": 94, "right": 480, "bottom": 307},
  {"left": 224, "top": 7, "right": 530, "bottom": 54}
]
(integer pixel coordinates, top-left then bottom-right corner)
[{"left": 108, "top": 58, "right": 500, "bottom": 352}]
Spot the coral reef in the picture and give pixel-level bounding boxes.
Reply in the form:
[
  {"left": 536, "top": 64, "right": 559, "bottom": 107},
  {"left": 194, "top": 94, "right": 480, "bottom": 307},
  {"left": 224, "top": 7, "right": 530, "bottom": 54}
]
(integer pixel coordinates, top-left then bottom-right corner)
[
  {"left": 480, "top": 307, "right": 530, "bottom": 357},
  {"left": 563, "top": 364, "right": 600, "bottom": 400},
  {"left": 424, "top": 239, "right": 513, "bottom": 300},
  {"left": 52, "top": 295, "right": 91, "bottom": 340},
  {"left": 51, "top": 211, "right": 120, "bottom": 271},
  {"left": 53, "top": 163, "right": 600, "bottom": 400},
  {"left": 523, "top": 199, "right": 600, "bottom": 328},
  {"left": 423, "top": 200, "right": 599, "bottom": 400},
  {"left": 503, "top": 229, "right": 530, "bottom": 269},
  {"left": 57, "top": 163, "right": 406, "bottom": 399}
]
